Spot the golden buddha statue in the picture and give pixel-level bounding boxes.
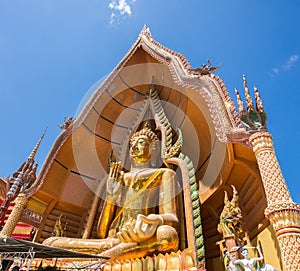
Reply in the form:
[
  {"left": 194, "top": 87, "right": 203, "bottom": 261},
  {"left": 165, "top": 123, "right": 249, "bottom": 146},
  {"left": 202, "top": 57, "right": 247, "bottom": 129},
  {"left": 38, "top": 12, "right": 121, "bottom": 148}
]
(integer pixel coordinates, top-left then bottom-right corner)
[{"left": 43, "top": 125, "right": 179, "bottom": 260}]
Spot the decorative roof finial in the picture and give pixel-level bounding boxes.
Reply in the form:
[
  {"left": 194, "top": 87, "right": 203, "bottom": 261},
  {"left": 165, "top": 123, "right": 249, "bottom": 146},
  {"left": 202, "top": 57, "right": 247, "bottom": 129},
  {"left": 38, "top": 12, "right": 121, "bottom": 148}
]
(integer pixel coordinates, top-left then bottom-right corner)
[
  {"left": 191, "top": 60, "right": 221, "bottom": 76},
  {"left": 140, "top": 25, "right": 151, "bottom": 37},
  {"left": 59, "top": 117, "right": 75, "bottom": 130},
  {"left": 235, "top": 88, "right": 245, "bottom": 114},
  {"left": 28, "top": 127, "right": 47, "bottom": 160},
  {"left": 235, "top": 76, "right": 268, "bottom": 132},
  {"left": 254, "top": 86, "right": 264, "bottom": 113},
  {"left": 243, "top": 75, "right": 254, "bottom": 111}
]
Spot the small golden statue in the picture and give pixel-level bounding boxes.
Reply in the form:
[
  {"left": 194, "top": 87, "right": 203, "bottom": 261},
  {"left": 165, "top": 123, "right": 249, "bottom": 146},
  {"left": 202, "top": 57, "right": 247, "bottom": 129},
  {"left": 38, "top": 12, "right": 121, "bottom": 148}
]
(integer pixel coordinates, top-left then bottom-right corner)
[
  {"left": 52, "top": 214, "right": 66, "bottom": 237},
  {"left": 44, "top": 124, "right": 179, "bottom": 260},
  {"left": 217, "top": 185, "right": 243, "bottom": 242}
]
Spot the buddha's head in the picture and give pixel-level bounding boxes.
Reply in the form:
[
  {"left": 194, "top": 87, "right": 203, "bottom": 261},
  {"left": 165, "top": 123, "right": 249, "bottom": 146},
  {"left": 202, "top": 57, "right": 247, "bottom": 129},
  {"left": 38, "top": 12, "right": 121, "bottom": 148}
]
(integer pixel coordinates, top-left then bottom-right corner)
[{"left": 129, "top": 126, "right": 158, "bottom": 163}]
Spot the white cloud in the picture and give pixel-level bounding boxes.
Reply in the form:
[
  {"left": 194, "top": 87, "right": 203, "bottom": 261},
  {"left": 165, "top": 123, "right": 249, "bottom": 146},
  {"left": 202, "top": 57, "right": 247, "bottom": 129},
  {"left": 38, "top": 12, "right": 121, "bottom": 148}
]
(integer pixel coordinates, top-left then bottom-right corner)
[
  {"left": 108, "top": 0, "right": 136, "bottom": 24},
  {"left": 283, "top": 55, "right": 298, "bottom": 70},
  {"left": 272, "top": 68, "right": 279, "bottom": 75},
  {"left": 271, "top": 54, "right": 298, "bottom": 76},
  {"left": 110, "top": 13, "right": 117, "bottom": 24}
]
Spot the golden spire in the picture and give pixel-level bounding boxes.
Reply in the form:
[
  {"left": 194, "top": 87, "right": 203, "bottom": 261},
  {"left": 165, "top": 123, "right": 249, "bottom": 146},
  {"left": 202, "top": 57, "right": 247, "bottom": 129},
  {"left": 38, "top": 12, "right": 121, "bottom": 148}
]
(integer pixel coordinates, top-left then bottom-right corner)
[
  {"left": 234, "top": 76, "right": 268, "bottom": 131},
  {"left": 243, "top": 75, "right": 254, "bottom": 111},
  {"left": 0, "top": 128, "right": 47, "bottom": 224},
  {"left": 235, "top": 88, "right": 245, "bottom": 114},
  {"left": 28, "top": 127, "right": 47, "bottom": 160},
  {"left": 254, "top": 86, "right": 265, "bottom": 113}
]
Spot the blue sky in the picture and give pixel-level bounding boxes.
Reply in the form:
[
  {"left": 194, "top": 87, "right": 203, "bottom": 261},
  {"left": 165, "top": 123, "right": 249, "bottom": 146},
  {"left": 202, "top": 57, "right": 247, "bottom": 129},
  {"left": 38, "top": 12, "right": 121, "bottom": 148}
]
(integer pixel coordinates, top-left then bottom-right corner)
[{"left": 0, "top": 1, "right": 299, "bottom": 203}]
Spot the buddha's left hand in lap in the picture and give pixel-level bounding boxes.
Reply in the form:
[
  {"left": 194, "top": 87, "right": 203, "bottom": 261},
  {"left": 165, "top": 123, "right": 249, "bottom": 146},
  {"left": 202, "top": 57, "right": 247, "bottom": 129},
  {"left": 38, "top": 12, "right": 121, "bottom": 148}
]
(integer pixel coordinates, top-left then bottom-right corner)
[{"left": 117, "top": 214, "right": 163, "bottom": 243}]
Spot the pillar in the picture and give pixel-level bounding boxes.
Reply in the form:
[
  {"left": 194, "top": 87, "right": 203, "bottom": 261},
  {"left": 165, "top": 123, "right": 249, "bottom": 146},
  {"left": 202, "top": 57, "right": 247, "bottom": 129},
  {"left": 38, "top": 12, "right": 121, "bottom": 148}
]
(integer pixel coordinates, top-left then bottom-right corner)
[
  {"left": 249, "top": 131, "right": 300, "bottom": 271},
  {"left": 0, "top": 193, "right": 28, "bottom": 237}
]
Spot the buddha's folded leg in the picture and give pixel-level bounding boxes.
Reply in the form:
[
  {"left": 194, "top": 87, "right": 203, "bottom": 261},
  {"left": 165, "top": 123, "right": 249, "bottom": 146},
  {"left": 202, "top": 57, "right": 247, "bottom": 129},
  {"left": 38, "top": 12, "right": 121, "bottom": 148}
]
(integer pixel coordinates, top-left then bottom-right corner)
[
  {"left": 100, "top": 242, "right": 138, "bottom": 260},
  {"left": 99, "top": 225, "right": 179, "bottom": 260},
  {"left": 43, "top": 237, "right": 121, "bottom": 254}
]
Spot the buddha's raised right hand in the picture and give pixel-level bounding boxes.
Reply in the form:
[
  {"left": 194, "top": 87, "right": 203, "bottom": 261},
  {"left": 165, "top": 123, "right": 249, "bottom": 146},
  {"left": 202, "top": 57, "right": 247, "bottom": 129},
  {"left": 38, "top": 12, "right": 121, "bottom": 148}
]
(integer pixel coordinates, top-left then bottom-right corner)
[{"left": 107, "top": 162, "right": 124, "bottom": 195}]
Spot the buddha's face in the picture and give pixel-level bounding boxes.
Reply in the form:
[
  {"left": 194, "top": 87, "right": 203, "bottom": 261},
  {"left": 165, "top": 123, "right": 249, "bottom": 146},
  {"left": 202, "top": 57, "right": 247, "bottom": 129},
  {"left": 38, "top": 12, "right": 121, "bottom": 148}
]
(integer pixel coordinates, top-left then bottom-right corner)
[{"left": 130, "top": 136, "right": 151, "bottom": 163}]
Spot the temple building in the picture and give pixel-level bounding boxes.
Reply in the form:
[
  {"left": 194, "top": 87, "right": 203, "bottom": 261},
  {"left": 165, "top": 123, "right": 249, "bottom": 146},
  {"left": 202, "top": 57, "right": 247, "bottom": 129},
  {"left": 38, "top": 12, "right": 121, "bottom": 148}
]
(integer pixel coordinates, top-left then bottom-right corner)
[{"left": 1, "top": 27, "right": 299, "bottom": 271}]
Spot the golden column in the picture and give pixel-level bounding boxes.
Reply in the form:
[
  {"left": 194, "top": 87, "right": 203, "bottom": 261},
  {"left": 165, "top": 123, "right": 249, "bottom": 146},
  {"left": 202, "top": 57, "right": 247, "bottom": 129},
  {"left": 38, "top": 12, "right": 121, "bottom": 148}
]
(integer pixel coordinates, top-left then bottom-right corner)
[
  {"left": 249, "top": 131, "right": 300, "bottom": 271},
  {"left": 0, "top": 193, "right": 28, "bottom": 237},
  {"left": 235, "top": 76, "right": 300, "bottom": 271}
]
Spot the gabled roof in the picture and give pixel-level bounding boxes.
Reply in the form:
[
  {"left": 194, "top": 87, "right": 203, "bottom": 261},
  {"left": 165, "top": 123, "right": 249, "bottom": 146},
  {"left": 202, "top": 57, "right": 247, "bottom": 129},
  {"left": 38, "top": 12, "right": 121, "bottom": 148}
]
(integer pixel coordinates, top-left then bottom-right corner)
[
  {"left": 32, "top": 26, "right": 247, "bottom": 206},
  {"left": 77, "top": 25, "right": 242, "bottom": 136}
]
